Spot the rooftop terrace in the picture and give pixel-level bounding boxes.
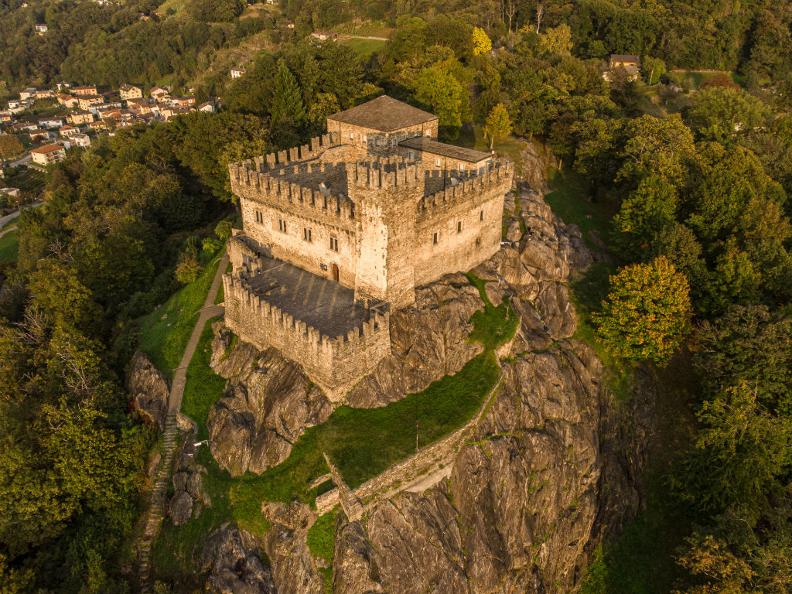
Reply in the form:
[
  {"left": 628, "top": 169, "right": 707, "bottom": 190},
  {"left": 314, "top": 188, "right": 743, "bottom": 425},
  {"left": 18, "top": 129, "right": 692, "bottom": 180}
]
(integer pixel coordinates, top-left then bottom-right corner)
[{"left": 243, "top": 254, "right": 386, "bottom": 338}]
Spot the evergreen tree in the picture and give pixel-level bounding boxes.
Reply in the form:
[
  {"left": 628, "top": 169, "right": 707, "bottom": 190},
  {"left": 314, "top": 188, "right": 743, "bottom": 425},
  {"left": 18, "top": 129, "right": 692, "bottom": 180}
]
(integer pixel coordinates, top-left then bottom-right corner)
[{"left": 270, "top": 59, "right": 306, "bottom": 129}]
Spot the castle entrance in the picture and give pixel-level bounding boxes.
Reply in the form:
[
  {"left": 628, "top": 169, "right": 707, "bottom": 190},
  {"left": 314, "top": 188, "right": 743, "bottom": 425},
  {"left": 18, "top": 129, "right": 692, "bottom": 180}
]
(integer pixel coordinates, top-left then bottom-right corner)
[{"left": 331, "top": 263, "right": 340, "bottom": 282}]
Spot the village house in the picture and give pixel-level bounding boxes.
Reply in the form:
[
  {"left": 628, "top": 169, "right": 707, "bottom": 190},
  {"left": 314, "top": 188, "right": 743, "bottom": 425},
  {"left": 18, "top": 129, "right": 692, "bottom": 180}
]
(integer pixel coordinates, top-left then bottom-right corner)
[
  {"left": 34, "top": 89, "right": 54, "bottom": 100},
  {"left": 150, "top": 87, "right": 170, "bottom": 102},
  {"left": 197, "top": 101, "right": 215, "bottom": 113},
  {"left": 18, "top": 88, "right": 37, "bottom": 101},
  {"left": 11, "top": 122, "right": 38, "bottom": 133},
  {"left": 59, "top": 124, "right": 80, "bottom": 138},
  {"left": 70, "top": 133, "right": 91, "bottom": 148},
  {"left": 88, "top": 120, "right": 107, "bottom": 132},
  {"left": 224, "top": 96, "right": 513, "bottom": 399},
  {"left": 34, "top": 23, "right": 48, "bottom": 35},
  {"left": 119, "top": 84, "right": 143, "bottom": 100},
  {"left": 30, "top": 143, "right": 66, "bottom": 166},
  {"left": 310, "top": 31, "right": 337, "bottom": 42},
  {"left": 29, "top": 129, "right": 53, "bottom": 143},
  {"left": 127, "top": 98, "right": 153, "bottom": 115},
  {"left": 604, "top": 54, "right": 641, "bottom": 82},
  {"left": 72, "top": 85, "right": 98, "bottom": 97},
  {"left": 169, "top": 96, "right": 195, "bottom": 108},
  {"left": 38, "top": 117, "right": 64, "bottom": 129},
  {"left": 0, "top": 187, "right": 21, "bottom": 199},
  {"left": 0, "top": 112, "right": 12, "bottom": 123},
  {"left": 69, "top": 111, "right": 95, "bottom": 125},
  {"left": 57, "top": 93, "right": 78, "bottom": 109},
  {"left": 230, "top": 67, "right": 246, "bottom": 79},
  {"left": 78, "top": 95, "right": 105, "bottom": 110}
]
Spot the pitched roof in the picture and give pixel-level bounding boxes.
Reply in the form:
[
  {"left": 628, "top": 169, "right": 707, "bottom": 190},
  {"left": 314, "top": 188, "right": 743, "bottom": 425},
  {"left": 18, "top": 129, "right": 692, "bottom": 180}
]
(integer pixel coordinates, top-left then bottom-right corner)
[
  {"left": 328, "top": 95, "right": 437, "bottom": 132},
  {"left": 399, "top": 136, "right": 491, "bottom": 164},
  {"left": 610, "top": 54, "right": 640, "bottom": 63},
  {"left": 31, "top": 143, "right": 64, "bottom": 154}
]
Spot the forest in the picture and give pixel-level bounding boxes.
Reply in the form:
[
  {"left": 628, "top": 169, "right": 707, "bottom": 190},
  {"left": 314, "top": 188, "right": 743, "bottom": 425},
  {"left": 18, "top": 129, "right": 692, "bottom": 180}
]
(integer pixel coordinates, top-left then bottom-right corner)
[{"left": 0, "top": 0, "right": 791, "bottom": 592}]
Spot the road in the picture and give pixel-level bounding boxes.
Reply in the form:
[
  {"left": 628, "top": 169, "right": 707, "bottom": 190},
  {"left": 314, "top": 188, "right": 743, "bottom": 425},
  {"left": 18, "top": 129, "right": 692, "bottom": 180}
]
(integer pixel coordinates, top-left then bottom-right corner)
[{"left": 0, "top": 200, "right": 43, "bottom": 231}]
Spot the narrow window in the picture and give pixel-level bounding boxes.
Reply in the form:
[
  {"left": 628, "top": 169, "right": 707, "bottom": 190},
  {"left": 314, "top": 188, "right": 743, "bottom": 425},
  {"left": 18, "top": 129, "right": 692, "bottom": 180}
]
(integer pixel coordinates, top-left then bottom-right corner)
[
  {"left": 303, "top": 227, "right": 312, "bottom": 242},
  {"left": 435, "top": 158, "right": 441, "bottom": 167},
  {"left": 278, "top": 219, "right": 287, "bottom": 233},
  {"left": 480, "top": 210, "right": 484, "bottom": 221},
  {"left": 255, "top": 210, "right": 262, "bottom": 223},
  {"left": 433, "top": 232, "right": 439, "bottom": 245},
  {"left": 457, "top": 221, "right": 462, "bottom": 233},
  {"left": 475, "top": 237, "right": 481, "bottom": 247},
  {"left": 330, "top": 236, "right": 339, "bottom": 252}
]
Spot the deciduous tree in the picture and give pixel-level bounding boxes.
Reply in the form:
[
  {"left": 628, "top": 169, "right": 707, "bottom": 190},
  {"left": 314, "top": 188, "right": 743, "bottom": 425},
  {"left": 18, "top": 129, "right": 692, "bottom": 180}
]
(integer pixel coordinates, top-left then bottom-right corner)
[{"left": 594, "top": 256, "right": 692, "bottom": 362}]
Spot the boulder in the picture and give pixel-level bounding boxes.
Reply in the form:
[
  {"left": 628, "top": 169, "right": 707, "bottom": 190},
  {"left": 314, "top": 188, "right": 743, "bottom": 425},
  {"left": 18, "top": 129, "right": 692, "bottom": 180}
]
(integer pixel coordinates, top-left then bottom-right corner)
[
  {"left": 334, "top": 520, "right": 384, "bottom": 594},
  {"left": 207, "top": 328, "right": 333, "bottom": 476},
  {"left": 167, "top": 429, "right": 211, "bottom": 526},
  {"left": 127, "top": 351, "right": 169, "bottom": 431},
  {"left": 347, "top": 273, "right": 485, "bottom": 408},
  {"left": 200, "top": 524, "right": 276, "bottom": 594}
]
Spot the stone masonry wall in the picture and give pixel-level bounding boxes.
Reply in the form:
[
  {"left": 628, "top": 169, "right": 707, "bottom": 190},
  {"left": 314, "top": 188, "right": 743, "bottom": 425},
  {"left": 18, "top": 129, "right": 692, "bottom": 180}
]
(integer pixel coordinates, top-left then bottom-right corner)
[
  {"left": 327, "top": 119, "right": 439, "bottom": 152},
  {"left": 223, "top": 274, "right": 391, "bottom": 401}
]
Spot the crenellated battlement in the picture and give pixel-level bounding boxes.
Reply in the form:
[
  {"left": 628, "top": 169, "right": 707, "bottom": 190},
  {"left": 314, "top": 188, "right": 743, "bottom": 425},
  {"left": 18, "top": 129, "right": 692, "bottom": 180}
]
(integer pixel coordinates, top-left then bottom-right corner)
[
  {"left": 225, "top": 273, "right": 389, "bottom": 350},
  {"left": 230, "top": 160, "right": 357, "bottom": 222},
  {"left": 350, "top": 157, "right": 422, "bottom": 190},
  {"left": 416, "top": 160, "right": 513, "bottom": 221},
  {"left": 233, "top": 132, "right": 342, "bottom": 174}
]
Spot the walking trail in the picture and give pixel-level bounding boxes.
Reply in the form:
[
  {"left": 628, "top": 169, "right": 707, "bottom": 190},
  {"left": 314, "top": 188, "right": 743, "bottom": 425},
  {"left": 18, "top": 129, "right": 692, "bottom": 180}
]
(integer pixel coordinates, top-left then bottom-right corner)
[{"left": 136, "top": 253, "right": 228, "bottom": 593}]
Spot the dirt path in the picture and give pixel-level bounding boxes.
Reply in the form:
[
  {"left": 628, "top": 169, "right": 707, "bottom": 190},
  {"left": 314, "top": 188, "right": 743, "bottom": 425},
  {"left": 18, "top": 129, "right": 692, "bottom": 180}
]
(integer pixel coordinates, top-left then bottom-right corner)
[{"left": 136, "top": 253, "right": 228, "bottom": 593}]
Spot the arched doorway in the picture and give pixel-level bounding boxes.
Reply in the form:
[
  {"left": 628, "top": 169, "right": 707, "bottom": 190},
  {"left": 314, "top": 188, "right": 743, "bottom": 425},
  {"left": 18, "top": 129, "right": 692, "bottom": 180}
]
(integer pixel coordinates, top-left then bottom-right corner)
[{"left": 331, "top": 263, "right": 339, "bottom": 282}]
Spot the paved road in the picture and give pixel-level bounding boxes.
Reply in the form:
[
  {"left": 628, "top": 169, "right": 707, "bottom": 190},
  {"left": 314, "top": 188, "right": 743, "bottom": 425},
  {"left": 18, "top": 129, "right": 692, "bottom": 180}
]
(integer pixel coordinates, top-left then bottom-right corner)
[{"left": 0, "top": 200, "right": 43, "bottom": 231}]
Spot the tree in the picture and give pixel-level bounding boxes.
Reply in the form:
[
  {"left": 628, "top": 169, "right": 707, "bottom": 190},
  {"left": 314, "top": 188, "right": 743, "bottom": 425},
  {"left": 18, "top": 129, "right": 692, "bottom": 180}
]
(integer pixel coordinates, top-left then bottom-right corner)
[
  {"left": 471, "top": 27, "right": 492, "bottom": 56},
  {"left": 538, "top": 24, "right": 573, "bottom": 56},
  {"left": 483, "top": 103, "right": 512, "bottom": 149},
  {"left": 613, "top": 174, "right": 678, "bottom": 256},
  {"left": 594, "top": 256, "right": 692, "bottom": 363},
  {"left": 618, "top": 114, "right": 696, "bottom": 187},
  {"left": 0, "top": 134, "right": 23, "bottom": 161},
  {"left": 270, "top": 59, "right": 305, "bottom": 130},
  {"left": 675, "top": 382, "right": 791, "bottom": 517},
  {"left": 685, "top": 87, "right": 769, "bottom": 144},
  {"left": 413, "top": 63, "right": 466, "bottom": 130},
  {"left": 642, "top": 55, "right": 666, "bottom": 85}
]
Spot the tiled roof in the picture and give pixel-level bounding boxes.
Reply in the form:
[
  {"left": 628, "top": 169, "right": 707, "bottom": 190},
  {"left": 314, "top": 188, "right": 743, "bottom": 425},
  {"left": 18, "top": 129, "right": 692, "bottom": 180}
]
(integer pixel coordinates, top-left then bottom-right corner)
[{"left": 328, "top": 95, "right": 437, "bottom": 132}]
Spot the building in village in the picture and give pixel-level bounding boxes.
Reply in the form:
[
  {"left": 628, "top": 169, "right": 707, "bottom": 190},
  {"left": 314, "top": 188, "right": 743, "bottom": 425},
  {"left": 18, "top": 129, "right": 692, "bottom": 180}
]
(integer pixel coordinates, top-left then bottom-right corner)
[
  {"left": 30, "top": 143, "right": 66, "bottom": 166},
  {"left": 224, "top": 95, "right": 513, "bottom": 399}
]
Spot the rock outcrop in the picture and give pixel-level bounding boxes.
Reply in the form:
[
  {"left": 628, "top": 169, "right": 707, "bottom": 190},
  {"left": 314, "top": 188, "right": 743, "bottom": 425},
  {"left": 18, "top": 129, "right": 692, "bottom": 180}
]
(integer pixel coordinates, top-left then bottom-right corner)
[
  {"left": 167, "top": 430, "right": 211, "bottom": 526},
  {"left": 127, "top": 351, "right": 169, "bottom": 431},
  {"left": 200, "top": 524, "right": 276, "bottom": 594},
  {"left": 207, "top": 323, "right": 333, "bottom": 476},
  {"left": 347, "top": 272, "right": 485, "bottom": 408},
  {"left": 260, "top": 502, "right": 324, "bottom": 594}
]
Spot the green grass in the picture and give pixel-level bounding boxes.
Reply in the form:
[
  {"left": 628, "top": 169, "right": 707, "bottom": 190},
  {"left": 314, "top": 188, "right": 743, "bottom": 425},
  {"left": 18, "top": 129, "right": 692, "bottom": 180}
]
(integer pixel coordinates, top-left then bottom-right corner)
[
  {"left": 332, "top": 20, "right": 392, "bottom": 37},
  {"left": 307, "top": 508, "right": 338, "bottom": 593},
  {"left": 181, "top": 318, "right": 226, "bottom": 441},
  {"left": 340, "top": 37, "right": 386, "bottom": 57},
  {"left": 466, "top": 272, "right": 520, "bottom": 350},
  {"left": 138, "top": 256, "right": 221, "bottom": 378},
  {"left": 0, "top": 229, "right": 19, "bottom": 264},
  {"left": 230, "top": 351, "right": 500, "bottom": 507},
  {"left": 544, "top": 170, "right": 615, "bottom": 251}
]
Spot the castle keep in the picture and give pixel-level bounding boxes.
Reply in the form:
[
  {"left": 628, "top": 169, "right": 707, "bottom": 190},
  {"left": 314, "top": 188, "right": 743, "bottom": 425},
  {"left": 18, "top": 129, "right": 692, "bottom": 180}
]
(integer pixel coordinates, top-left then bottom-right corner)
[{"left": 224, "top": 96, "right": 513, "bottom": 399}]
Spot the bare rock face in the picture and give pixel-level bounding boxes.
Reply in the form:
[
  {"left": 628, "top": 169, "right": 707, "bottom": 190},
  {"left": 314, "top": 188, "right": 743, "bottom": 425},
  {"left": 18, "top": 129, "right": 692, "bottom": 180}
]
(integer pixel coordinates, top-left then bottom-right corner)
[
  {"left": 334, "top": 521, "right": 383, "bottom": 594},
  {"left": 332, "top": 343, "right": 602, "bottom": 593},
  {"left": 347, "top": 273, "right": 484, "bottom": 408},
  {"left": 261, "top": 502, "right": 324, "bottom": 594},
  {"left": 200, "top": 523, "right": 276, "bottom": 594},
  {"left": 127, "top": 351, "right": 169, "bottom": 431},
  {"left": 207, "top": 324, "right": 333, "bottom": 476},
  {"left": 167, "top": 432, "right": 211, "bottom": 526}
]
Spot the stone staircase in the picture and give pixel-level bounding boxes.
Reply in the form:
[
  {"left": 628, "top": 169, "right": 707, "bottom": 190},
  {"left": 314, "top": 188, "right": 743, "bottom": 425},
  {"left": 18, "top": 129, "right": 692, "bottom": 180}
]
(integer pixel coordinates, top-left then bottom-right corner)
[{"left": 136, "top": 412, "right": 179, "bottom": 593}]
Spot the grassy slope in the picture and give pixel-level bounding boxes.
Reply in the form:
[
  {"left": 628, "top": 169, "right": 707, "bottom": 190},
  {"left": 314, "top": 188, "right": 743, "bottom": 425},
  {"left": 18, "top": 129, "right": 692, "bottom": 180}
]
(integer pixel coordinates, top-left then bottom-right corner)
[
  {"left": 152, "top": 274, "right": 517, "bottom": 584},
  {"left": 0, "top": 229, "right": 18, "bottom": 263},
  {"left": 307, "top": 508, "right": 338, "bottom": 593},
  {"left": 138, "top": 255, "right": 221, "bottom": 378},
  {"left": 339, "top": 37, "right": 386, "bottom": 57}
]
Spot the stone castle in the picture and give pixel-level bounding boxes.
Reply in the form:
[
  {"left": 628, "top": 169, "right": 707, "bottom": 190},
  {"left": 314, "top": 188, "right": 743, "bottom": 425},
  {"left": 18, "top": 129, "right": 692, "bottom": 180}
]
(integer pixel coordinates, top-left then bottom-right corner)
[{"left": 223, "top": 96, "right": 513, "bottom": 399}]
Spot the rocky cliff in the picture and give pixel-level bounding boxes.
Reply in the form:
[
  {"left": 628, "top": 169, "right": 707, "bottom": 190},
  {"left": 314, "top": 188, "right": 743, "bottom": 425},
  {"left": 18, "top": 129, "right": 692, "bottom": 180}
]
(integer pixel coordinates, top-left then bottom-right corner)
[{"left": 193, "top": 184, "right": 650, "bottom": 593}]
